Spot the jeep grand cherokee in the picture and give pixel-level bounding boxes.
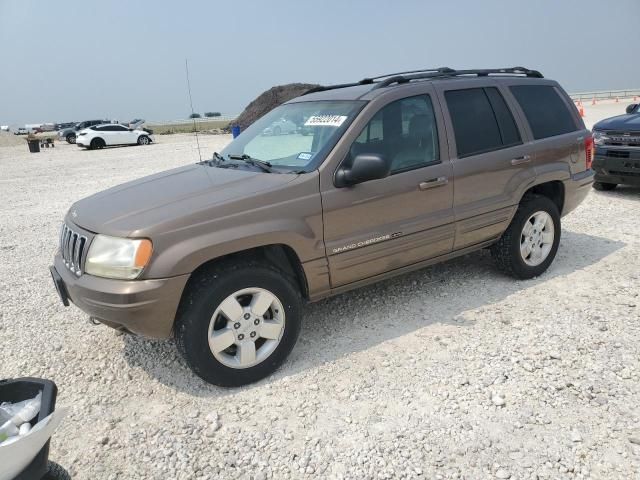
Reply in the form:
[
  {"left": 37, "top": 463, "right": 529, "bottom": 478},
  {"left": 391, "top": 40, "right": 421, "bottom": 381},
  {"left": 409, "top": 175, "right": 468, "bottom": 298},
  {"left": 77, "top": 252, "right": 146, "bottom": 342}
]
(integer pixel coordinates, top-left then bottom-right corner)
[{"left": 51, "top": 67, "right": 594, "bottom": 386}]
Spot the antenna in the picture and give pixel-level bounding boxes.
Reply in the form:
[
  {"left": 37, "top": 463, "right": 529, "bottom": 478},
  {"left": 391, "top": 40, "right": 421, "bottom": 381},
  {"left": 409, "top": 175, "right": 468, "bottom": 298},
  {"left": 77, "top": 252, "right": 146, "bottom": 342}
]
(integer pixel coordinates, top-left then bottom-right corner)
[{"left": 185, "top": 58, "right": 202, "bottom": 161}]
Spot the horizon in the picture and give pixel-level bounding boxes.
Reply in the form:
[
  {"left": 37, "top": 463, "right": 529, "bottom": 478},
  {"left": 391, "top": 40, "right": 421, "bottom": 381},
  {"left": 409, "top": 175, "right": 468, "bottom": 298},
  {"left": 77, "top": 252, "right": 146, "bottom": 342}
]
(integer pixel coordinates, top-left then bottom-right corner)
[{"left": 1, "top": 0, "right": 639, "bottom": 126}]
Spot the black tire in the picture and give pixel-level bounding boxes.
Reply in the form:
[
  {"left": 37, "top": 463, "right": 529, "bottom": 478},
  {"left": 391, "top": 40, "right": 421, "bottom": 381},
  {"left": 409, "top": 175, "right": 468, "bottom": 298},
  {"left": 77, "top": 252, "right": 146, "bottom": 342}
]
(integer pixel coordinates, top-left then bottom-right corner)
[
  {"left": 89, "top": 138, "right": 105, "bottom": 150},
  {"left": 272, "top": 126, "right": 281, "bottom": 136},
  {"left": 174, "top": 260, "right": 302, "bottom": 387},
  {"left": 593, "top": 181, "right": 617, "bottom": 191},
  {"left": 137, "top": 135, "right": 150, "bottom": 145},
  {"left": 66, "top": 134, "right": 76, "bottom": 144},
  {"left": 490, "top": 194, "right": 561, "bottom": 280},
  {"left": 42, "top": 461, "right": 71, "bottom": 480}
]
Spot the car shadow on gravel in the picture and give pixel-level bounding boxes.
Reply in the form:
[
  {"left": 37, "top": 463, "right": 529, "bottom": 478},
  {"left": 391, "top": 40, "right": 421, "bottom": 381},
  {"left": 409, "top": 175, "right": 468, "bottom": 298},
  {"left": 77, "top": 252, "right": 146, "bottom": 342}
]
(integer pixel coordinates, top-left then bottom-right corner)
[
  {"left": 121, "top": 229, "right": 624, "bottom": 397},
  {"left": 594, "top": 185, "right": 640, "bottom": 199}
]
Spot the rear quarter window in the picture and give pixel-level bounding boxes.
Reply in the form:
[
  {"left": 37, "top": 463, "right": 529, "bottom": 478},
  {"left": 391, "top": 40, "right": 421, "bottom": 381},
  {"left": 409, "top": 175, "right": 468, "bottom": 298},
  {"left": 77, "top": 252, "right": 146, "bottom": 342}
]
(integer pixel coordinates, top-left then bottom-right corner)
[{"left": 510, "top": 85, "right": 577, "bottom": 139}]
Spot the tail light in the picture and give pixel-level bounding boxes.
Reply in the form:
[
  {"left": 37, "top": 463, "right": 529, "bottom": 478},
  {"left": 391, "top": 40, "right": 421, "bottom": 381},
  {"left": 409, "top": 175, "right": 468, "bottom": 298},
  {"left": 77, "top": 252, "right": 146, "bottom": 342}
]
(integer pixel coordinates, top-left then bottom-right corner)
[{"left": 584, "top": 134, "right": 594, "bottom": 170}]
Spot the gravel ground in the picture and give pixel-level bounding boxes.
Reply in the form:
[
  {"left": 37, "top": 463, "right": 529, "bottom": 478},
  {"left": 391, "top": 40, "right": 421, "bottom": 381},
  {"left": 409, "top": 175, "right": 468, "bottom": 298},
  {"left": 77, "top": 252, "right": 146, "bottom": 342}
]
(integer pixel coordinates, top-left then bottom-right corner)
[{"left": 1, "top": 134, "right": 639, "bottom": 480}]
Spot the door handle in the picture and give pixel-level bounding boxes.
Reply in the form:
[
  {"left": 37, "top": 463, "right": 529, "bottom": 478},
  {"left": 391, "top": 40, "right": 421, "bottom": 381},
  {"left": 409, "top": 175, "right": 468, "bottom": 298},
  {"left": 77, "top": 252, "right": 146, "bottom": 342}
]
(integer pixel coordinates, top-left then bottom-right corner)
[
  {"left": 419, "top": 176, "right": 448, "bottom": 190},
  {"left": 510, "top": 155, "right": 531, "bottom": 166}
]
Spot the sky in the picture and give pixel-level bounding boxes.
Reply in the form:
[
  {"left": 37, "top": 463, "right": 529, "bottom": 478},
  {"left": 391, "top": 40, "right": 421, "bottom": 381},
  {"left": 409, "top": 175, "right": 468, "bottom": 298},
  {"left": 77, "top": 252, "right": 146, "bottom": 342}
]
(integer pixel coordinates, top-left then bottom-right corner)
[{"left": 1, "top": 0, "right": 639, "bottom": 126}]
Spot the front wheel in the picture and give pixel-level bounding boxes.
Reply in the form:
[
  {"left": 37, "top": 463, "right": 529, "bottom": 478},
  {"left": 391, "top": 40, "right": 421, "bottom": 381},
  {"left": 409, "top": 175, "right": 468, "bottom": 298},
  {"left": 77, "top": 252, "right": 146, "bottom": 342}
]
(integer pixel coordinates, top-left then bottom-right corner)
[
  {"left": 593, "top": 181, "right": 617, "bottom": 191},
  {"left": 174, "top": 261, "right": 302, "bottom": 387},
  {"left": 491, "top": 195, "right": 561, "bottom": 279},
  {"left": 42, "top": 461, "right": 71, "bottom": 480},
  {"left": 137, "top": 135, "right": 150, "bottom": 145}
]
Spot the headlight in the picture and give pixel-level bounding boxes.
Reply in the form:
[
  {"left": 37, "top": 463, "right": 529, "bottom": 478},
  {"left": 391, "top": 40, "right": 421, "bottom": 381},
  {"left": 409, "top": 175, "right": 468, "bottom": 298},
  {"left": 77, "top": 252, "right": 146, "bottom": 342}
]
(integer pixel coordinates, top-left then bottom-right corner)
[
  {"left": 592, "top": 130, "right": 608, "bottom": 145},
  {"left": 85, "top": 235, "right": 153, "bottom": 280}
]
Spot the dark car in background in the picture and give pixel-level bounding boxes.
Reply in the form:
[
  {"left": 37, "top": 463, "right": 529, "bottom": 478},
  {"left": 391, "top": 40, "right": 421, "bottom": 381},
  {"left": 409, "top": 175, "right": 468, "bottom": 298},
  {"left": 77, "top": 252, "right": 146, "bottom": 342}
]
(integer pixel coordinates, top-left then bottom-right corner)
[
  {"left": 591, "top": 103, "right": 640, "bottom": 190},
  {"left": 55, "top": 122, "right": 77, "bottom": 131},
  {"left": 58, "top": 120, "right": 109, "bottom": 144}
]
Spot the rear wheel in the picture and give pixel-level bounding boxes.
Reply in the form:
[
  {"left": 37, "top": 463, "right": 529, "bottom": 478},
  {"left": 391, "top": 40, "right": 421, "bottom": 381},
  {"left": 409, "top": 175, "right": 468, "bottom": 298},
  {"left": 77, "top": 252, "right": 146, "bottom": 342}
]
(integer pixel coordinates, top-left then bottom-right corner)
[
  {"left": 137, "top": 135, "right": 150, "bottom": 145},
  {"left": 491, "top": 195, "right": 561, "bottom": 279},
  {"left": 174, "top": 261, "right": 302, "bottom": 386},
  {"left": 66, "top": 133, "right": 76, "bottom": 144},
  {"left": 593, "top": 181, "right": 617, "bottom": 191},
  {"left": 89, "top": 138, "right": 105, "bottom": 150}
]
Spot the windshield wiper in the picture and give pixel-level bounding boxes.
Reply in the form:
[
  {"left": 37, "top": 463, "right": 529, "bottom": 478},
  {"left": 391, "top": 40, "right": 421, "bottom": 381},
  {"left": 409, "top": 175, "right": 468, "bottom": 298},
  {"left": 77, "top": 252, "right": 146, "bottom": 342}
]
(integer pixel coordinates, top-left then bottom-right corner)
[
  {"left": 227, "top": 154, "right": 273, "bottom": 173},
  {"left": 200, "top": 151, "right": 226, "bottom": 167}
]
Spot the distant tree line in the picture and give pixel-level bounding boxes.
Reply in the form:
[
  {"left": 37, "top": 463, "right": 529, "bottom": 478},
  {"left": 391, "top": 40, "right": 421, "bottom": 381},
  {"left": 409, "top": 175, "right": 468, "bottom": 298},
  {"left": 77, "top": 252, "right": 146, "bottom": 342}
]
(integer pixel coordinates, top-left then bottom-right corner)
[{"left": 189, "top": 112, "right": 222, "bottom": 119}]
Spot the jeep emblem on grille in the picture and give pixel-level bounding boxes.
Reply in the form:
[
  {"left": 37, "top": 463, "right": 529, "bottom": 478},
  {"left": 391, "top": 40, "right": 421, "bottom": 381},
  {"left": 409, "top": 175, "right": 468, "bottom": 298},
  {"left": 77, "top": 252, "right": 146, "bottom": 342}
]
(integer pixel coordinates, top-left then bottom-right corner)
[{"left": 71, "top": 209, "right": 78, "bottom": 218}]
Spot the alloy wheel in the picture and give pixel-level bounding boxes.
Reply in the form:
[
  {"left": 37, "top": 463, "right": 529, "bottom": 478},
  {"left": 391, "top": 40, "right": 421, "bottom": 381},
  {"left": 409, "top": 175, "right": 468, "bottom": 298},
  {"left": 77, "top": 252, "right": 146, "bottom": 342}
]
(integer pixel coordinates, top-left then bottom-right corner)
[
  {"left": 207, "top": 288, "right": 285, "bottom": 369},
  {"left": 520, "top": 210, "right": 554, "bottom": 267}
]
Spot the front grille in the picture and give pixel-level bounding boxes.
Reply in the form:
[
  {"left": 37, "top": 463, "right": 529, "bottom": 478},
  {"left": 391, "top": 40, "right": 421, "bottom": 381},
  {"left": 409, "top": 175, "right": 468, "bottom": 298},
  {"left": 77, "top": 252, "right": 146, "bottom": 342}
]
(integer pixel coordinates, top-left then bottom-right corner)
[
  {"left": 604, "top": 131, "right": 640, "bottom": 147},
  {"left": 607, "top": 150, "right": 630, "bottom": 159},
  {"left": 59, "top": 224, "right": 88, "bottom": 276},
  {"left": 610, "top": 170, "right": 640, "bottom": 178}
]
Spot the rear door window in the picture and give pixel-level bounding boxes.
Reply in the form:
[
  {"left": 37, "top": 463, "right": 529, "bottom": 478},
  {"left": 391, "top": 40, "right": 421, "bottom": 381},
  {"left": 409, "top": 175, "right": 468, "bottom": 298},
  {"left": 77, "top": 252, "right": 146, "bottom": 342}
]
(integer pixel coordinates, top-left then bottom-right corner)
[
  {"left": 445, "top": 87, "right": 522, "bottom": 158},
  {"left": 510, "top": 85, "right": 577, "bottom": 139}
]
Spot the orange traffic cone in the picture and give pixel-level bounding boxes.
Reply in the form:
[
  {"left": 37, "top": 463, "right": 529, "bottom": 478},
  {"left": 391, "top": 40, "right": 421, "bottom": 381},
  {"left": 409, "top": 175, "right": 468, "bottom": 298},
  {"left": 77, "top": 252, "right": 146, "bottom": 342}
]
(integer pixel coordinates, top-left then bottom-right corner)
[
  {"left": 592, "top": 97, "right": 597, "bottom": 105},
  {"left": 579, "top": 105, "right": 585, "bottom": 117}
]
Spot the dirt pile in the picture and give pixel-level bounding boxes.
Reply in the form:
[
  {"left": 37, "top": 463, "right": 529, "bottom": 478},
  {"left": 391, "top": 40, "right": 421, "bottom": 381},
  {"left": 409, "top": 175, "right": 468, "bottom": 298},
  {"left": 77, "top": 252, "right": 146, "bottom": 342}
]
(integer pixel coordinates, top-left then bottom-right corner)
[{"left": 234, "top": 83, "right": 321, "bottom": 130}]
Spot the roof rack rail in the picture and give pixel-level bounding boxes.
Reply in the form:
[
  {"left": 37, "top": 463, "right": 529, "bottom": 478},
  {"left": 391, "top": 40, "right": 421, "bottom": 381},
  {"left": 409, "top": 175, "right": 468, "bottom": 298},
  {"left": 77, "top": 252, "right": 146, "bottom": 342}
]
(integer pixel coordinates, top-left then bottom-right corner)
[
  {"left": 303, "top": 67, "right": 456, "bottom": 96},
  {"left": 362, "top": 67, "right": 455, "bottom": 83},
  {"left": 303, "top": 67, "right": 543, "bottom": 95},
  {"left": 372, "top": 67, "right": 543, "bottom": 90}
]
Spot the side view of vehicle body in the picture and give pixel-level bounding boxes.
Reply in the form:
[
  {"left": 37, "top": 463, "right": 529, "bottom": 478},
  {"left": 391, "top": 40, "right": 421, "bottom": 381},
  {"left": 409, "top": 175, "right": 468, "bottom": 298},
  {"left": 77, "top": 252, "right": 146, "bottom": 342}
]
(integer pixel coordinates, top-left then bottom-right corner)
[
  {"left": 58, "top": 120, "right": 109, "bottom": 144},
  {"left": 76, "top": 124, "right": 154, "bottom": 149},
  {"left": 51, "top": 67, "right": 593, "bottom": 386},
  {"left": 591, "top": 103, "right": 640, "bottom": 190}
]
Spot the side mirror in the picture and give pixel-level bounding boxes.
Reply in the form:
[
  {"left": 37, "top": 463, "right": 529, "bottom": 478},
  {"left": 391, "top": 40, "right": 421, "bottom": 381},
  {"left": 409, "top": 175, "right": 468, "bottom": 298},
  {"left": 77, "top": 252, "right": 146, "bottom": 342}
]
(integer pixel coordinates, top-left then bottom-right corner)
[
  {"left": 335, "top": 153, "right": 390, "bottom": 187},
  {"left": 626, "top": 104, "right": 638, "bottom": 114}
]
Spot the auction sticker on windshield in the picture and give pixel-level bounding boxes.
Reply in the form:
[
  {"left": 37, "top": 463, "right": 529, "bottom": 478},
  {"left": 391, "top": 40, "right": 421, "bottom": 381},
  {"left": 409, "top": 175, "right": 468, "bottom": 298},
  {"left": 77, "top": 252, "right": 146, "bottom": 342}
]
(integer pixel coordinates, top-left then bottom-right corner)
[
  {"left": 297, "top": 152, "right": 314, "bottom": 161},
  {"left": 304, "top": 115, "right": 348, "bottom": 127}
]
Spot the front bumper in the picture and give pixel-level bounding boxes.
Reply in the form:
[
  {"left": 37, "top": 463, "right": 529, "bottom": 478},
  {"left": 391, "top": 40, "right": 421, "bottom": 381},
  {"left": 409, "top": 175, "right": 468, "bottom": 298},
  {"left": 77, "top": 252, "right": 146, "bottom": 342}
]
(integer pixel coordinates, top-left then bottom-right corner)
[
  {"left": 561, "top": 169, "right": 594, "bottom": 216},
  {"left": 76, "top": 136, "right": 88, "bottom": 147},
  {"left": 51, "top": 254, "right": 190, "bottom": 338},
  {"left": 592, "top": 147, "right": 640, "bottom": 186}
]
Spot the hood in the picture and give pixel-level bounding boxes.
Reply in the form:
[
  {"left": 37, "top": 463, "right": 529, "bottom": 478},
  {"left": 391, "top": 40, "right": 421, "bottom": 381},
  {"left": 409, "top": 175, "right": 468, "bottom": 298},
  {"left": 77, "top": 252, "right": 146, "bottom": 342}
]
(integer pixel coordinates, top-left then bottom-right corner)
[
  {"left": 593, "top": 113, "right": 640, "bottom": 132},
  {"left": 69, "top": 164, "right": 298, "bottom": 237}
]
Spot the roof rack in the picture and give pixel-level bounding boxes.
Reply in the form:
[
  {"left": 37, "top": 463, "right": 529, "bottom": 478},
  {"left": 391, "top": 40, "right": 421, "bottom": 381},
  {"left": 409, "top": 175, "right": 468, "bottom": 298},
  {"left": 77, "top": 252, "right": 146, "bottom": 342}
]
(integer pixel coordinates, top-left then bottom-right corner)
[{"left": 303, "top": 67, "right": 543, "bottom": 95}]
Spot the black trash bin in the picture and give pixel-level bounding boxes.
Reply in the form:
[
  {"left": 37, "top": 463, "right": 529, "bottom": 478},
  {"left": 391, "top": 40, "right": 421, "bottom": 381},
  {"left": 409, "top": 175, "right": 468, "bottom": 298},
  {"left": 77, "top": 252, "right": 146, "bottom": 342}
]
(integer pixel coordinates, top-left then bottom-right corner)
[
  {"left": 0, "top": 377, "right": 68, "bottom": 480},
  {"left": 27, "top": 140, "right": 40, "bottom": 153}
]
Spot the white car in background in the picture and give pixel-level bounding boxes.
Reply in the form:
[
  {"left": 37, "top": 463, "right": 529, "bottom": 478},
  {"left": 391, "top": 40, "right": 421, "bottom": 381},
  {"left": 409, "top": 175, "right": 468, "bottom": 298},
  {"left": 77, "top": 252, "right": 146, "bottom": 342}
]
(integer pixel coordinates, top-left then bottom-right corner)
[
  {"left": 76, "top": 123, "right": 154, "bottom": 149},
  {"left": 262, "top": 118, "right": 298, "bottom": 136}
]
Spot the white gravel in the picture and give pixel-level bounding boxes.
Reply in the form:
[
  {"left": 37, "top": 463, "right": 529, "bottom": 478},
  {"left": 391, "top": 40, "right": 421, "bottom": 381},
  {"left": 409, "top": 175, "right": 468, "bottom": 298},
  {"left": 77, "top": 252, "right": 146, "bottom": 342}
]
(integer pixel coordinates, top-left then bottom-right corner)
[{"left": 1, "top": 134, "right": 639, "bottom": 480}]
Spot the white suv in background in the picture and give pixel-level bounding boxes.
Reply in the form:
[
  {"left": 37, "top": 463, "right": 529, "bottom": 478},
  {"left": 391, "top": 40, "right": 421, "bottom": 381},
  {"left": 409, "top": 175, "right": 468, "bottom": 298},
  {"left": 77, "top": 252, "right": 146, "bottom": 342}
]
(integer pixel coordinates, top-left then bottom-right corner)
[{"left": 76, "top": 124, "right": 154, "bottom": 150}]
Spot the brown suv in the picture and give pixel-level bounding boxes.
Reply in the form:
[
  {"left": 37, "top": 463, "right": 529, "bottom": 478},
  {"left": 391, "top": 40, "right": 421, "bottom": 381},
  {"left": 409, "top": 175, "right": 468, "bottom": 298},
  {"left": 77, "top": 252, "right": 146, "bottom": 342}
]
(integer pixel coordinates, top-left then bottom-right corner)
[{"left": 50, "top": 67, "right": 594, "bottom": 386}]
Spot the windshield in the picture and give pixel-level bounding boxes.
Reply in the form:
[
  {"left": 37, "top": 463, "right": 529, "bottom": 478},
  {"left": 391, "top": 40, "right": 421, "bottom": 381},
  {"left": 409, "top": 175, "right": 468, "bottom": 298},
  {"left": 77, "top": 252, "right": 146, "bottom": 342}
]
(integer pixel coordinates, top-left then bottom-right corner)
[{"left": 221, "top": 100, "right": 365, "bottom": 172}]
